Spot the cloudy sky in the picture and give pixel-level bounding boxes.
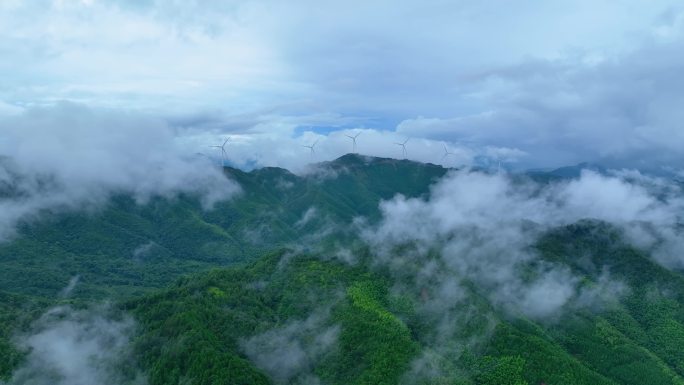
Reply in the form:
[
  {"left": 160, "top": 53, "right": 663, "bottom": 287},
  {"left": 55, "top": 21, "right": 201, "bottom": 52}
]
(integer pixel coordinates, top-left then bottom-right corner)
[{"left": 1, "top": 0, "right": 684, "bottom": 170}]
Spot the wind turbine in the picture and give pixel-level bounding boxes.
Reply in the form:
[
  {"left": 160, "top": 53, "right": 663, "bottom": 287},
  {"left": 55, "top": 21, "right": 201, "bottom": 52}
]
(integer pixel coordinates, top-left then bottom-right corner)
[
  {"left": 394, "top": 138, "right": 409, "bottom": 158},
  {"left": 442, "top": 144, "right": 455, "bottom": 161},
  {"left": 210, "top": 138, "right": 230, "bottom": 166},
  {"left": 303, "top": 139, "right": 318, "bottom": 156},
  {"left": 345, "top": 132, "right": 361, "bottom": 153}
]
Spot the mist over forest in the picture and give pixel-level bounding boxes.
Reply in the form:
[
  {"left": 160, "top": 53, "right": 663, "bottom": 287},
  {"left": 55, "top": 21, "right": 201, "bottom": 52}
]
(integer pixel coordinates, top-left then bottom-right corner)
[
  {"left": 1, "top": 152, "right": 683, "bottom": 385},
  {"left": 2, "top": 1, "right": 684, "bottom": 384}
]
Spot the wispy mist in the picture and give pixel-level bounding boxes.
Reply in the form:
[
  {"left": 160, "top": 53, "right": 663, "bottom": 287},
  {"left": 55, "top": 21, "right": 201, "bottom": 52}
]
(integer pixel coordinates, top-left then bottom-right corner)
[
  {"left": 355, "top": 168, "right": 683, "bottom": 381},
  {"left": 3, "top": 305, "right": 146, "bottom": 385},
  {"left": 363, "top": 169, "right": 682, "bottom": 319},
  {"left": 241, "top": 310, "right": 339, "bottom": 385}
]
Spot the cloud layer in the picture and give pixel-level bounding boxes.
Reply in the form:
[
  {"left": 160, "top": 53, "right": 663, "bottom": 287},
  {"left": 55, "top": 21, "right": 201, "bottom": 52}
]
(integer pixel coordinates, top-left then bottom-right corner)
[
  {"left": 0, "top": 103, "right": 239, "bottom": 240},
  {"left": 2, "top": 1, "right": 684, "bottom": 169}
]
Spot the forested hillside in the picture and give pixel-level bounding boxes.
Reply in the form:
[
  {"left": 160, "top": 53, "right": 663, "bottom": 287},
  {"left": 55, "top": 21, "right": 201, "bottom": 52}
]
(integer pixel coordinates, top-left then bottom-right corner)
[
  {"left": 125, "top": 222, "right": 684, "bottom": 385},
  {"left": 0, "top": 154, "right": 445, "bottom": 300},
  {"left": 2, "top": 155, "right": 684, "bottom": 385}
]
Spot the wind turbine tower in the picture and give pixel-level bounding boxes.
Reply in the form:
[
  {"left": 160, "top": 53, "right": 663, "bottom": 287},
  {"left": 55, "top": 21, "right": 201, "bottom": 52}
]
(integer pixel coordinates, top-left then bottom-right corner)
[
  {"left": 394, "top": 138, "right": 409, "bottom": 158},
  {"left": 345, "top": 132, "right": 361, "bottom": 153}
]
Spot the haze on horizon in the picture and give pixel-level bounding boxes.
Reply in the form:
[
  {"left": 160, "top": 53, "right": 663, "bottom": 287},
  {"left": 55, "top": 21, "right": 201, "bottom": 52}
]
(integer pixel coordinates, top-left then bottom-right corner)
[{"left": 1, "top": 0, "right": 684, "bottom": 172}]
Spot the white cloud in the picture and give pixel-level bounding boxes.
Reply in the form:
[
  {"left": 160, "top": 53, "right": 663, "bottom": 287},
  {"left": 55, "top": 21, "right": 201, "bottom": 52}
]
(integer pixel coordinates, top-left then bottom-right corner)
[
  {"left": 395, "top": 20, "right": 684, "bottom": 168},
  {"left": 0, "top": 103, "right": 240, "bottom": 241},
  {"left": 1, "top": 1, "right": 684, "bottom": 167},
  {"left": 363, "top": 168, "right": 683, "bottom": 322},
  {"left": 181, "top": 122, "right": 487, "bottom": 173}
]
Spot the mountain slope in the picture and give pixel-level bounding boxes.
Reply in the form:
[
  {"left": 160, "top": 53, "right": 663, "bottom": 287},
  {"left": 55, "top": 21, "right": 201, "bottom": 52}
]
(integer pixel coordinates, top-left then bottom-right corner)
[
  {"left": 2, "top": 155, "right": 684, "bottom": 384},
  {"left": 127, "top": 222, "right": 684, "bottom": 385},
  {"left": 0, "top": 154, "right": 446, "bottom": 300}
]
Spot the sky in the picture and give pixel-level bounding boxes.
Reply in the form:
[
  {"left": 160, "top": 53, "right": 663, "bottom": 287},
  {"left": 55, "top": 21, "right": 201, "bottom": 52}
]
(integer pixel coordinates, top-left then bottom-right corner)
[{"left": 1, "top": 0, "right": 684, "bottom": 171}]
